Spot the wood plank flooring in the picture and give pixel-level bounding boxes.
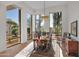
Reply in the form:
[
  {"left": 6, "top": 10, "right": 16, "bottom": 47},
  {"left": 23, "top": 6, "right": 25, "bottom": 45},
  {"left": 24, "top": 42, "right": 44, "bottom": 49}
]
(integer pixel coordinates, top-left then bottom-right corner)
[{"left": 0, "top": 40, "right": 32, "bottom": 57}]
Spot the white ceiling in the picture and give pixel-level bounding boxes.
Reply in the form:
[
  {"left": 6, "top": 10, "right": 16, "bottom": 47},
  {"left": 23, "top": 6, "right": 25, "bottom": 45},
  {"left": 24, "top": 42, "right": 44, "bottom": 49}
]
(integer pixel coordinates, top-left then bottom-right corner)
[{"left": 25, "top": 1, "right": 68, "bottom": 11}]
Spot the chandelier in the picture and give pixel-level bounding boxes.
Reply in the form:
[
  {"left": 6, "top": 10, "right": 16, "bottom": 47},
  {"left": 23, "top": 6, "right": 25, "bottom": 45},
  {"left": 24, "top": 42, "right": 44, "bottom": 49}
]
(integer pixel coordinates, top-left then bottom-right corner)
[{"left": 41, "top": 1, "right": 48, "bottom": 21}]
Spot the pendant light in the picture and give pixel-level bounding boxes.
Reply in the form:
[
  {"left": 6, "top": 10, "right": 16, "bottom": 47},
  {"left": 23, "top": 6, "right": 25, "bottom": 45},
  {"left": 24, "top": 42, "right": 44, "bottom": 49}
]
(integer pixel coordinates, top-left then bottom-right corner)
[{"left": 41, "top": 1, "right": 48, "bottom": 21}]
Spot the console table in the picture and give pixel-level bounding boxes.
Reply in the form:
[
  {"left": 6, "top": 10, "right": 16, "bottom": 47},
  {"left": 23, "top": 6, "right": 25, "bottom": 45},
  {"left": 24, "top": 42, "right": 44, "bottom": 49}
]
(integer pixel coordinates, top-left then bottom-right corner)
[{"left": 65, "top": 38, "right": 79, "bottom": 57}]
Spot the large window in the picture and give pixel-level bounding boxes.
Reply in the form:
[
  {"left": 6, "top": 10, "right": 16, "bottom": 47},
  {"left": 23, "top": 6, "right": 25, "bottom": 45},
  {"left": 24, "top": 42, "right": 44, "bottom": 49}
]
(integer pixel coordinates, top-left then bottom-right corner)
[
  {"left": 50, "top": 12, "right": 62, "bottom": 35},
  {"left": 35, "top": 15, "right": 40, "bottom": 32},
  {"left": 49, "top": 13, "right": 54, "bottom": 34},
  {"left": 6, "top": 8, "right": 21, "bottom": 47},
  {"left": 50, "top": 13, "right": 54, "bottom": 28},
  {"left": 26, "top": 13, "right": 31, "bottom": 40}
]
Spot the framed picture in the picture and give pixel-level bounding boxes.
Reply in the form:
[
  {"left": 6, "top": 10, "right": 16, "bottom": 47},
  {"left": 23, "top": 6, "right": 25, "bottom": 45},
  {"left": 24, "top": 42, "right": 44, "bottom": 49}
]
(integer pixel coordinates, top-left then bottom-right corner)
[{"left": 71, "top": 20, "right": 78, "bottom": 37}]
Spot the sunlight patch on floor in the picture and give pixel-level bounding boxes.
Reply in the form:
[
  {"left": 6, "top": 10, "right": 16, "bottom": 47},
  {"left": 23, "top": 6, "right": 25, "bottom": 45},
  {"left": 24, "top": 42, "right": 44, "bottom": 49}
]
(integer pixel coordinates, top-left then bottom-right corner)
[
  {"left": 52, "top": 40, "right": 63, "bottom": 57},
  {"left": 15, "top": 42, "right": 34, "bottom": 57}
]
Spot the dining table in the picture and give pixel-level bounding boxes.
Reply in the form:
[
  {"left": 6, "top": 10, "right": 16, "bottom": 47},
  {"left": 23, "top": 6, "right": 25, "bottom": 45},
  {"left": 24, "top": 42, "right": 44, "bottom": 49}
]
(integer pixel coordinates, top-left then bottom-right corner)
[{"left": 33, "top": 36, "right": 50, "bottom": 51}]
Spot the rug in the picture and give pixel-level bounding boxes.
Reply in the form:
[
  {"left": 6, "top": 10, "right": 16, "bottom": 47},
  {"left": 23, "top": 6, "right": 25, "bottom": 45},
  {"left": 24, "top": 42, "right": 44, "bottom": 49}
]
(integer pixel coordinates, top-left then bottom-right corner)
[{"left": 30, "top": 48, "right": 55, "bottom": 57}]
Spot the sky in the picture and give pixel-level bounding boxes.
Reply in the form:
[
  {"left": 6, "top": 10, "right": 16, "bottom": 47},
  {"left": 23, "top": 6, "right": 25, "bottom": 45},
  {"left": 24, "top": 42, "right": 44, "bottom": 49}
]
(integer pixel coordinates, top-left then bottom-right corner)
[{"left": 6, "top": 8, "right": 19, "bottom": 24}]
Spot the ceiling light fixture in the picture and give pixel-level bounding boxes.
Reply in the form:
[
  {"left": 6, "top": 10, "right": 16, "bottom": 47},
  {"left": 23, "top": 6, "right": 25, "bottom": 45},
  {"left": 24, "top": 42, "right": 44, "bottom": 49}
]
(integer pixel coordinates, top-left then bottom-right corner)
[{"left": 41, "top": 1, "right": 48, "bottom": 21}]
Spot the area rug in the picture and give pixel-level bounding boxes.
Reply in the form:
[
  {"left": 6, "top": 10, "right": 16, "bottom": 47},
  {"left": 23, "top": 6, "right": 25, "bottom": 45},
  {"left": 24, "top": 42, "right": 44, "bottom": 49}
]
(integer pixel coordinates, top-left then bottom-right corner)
[{"left": 30, "top": 48, "right": 55, "bottom": 57}]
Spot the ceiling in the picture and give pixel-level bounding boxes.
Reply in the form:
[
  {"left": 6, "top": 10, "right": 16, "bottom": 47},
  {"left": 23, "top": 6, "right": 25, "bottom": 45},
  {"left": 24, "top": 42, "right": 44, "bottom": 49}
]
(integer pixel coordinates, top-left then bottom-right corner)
[
  {"left": 25, "top": 1, "right": 68, "bottom": 12},
  {"left": 1, "top": 1, "right": 68, "bottom": 14}
]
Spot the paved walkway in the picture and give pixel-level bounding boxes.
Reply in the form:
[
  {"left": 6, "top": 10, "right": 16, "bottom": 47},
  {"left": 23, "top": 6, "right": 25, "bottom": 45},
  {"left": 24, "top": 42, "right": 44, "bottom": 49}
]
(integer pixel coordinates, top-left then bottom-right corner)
[{"left": 15, "top": 41, "right": 34, "bottom": 57}]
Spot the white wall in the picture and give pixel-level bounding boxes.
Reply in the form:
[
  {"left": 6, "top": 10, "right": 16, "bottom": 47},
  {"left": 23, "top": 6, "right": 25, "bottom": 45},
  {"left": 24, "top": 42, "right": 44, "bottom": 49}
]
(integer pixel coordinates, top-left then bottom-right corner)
[
  {"left": 21, "top": 6, "right": 27, "bottom": 43},
  {"left": 67, "top": 2, "right": 79, "bottom": 41},
  {"left": 0, "top": 3, "right": 7, "bottom": 52}
]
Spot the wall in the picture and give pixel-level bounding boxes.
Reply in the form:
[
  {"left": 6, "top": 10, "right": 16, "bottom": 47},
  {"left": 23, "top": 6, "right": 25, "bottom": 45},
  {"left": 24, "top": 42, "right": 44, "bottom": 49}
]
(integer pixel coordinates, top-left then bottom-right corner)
[
  {"left": 21, "top": 6, "right": 27, "bottom": 43},
  {"left": 0, "top": 3, "right": 7, "bottom": 52},
  {"left": 67, "top": 2, "right": 79, "bottom": 41}
]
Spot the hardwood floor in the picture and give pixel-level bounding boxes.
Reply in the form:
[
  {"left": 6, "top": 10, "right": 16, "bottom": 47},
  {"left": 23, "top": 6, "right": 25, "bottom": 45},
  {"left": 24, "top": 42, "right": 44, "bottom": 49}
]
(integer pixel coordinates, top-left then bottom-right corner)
[{"left": 0, "top": 40, "right": 32, "bottom": 57}]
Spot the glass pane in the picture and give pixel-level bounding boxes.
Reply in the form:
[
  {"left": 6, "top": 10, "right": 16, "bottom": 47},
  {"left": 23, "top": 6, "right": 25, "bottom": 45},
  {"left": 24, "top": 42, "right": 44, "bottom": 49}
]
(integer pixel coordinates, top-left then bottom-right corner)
[
  {"left": 6, "top": 8, "right": 21, "bottom": 47},
  {"left": 26, "top": 13, "right": 31, "bottom": 40},
  {"left": 50, "top": 13, "right": 54, "bottom": 28},
  {"left": 36, "top": 15, "right": 40, "bottom": 20}
]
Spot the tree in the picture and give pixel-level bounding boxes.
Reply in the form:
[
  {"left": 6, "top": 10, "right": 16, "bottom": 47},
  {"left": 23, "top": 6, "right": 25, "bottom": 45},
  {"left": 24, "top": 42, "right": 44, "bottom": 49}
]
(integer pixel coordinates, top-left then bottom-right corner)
[
  {"left": 7, "top": 19, "right": 17, "bottom": 25},
  {"left": 27, "top": 28, "right": 30, "bottom": 34},
  {"left": 6, "top": 18, "right": 18, "bottom": 36},
  {"left": 11, "top": 28, "right": 18, "bottom": 37},
  {"left": 53, "top": 12, "right": 62, "bottom": 35}
]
